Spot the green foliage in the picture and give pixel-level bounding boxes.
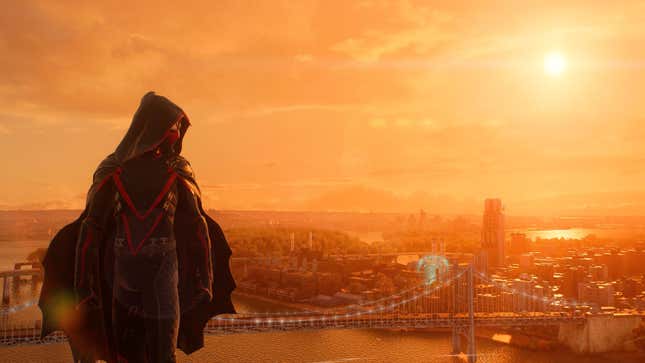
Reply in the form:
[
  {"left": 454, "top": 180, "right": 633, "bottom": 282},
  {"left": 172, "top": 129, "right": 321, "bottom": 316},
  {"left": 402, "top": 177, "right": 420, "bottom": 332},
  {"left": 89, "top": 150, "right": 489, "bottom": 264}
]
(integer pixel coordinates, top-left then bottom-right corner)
[{"left": 225, "top": 227, "right": 370, "bottom": 257}]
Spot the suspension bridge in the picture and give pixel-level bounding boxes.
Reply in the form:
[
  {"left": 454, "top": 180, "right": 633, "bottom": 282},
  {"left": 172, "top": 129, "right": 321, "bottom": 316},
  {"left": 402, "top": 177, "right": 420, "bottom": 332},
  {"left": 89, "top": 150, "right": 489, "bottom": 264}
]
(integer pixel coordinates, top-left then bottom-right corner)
[{"left": 0, "top": 263, "right": 634, "bottom": 363}]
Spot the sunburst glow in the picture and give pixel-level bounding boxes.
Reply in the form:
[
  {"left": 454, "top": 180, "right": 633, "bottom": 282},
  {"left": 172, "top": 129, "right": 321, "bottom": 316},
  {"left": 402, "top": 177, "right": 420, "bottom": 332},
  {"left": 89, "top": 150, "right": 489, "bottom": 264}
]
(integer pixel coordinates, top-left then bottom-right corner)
[{"left": 544, "top": 52, "right": 566, "bottom": 76}]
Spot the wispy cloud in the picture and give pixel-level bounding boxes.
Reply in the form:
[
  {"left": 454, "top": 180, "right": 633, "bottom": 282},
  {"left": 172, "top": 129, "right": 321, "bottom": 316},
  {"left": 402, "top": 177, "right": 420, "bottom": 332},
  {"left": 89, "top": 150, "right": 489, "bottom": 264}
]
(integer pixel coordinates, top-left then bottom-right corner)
[{"left": 0, "top": 124, "right": 11, "bottom": 135}]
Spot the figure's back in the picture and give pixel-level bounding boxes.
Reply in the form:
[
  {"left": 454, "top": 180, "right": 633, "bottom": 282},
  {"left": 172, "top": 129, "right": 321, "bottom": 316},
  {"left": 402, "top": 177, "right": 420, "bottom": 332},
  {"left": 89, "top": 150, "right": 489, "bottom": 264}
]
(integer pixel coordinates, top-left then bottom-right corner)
[
  {"left": 112, "top": 152, "right": 179, "bottom": 257},
  {"left": 111, "top": 152, "right": 182, "bottom": 362},
  {"left": 118, "top": 154, "right": 172, "bottom": 209},
  {"left": 39, "top": 92, "right": 234, "bottom": 363}
]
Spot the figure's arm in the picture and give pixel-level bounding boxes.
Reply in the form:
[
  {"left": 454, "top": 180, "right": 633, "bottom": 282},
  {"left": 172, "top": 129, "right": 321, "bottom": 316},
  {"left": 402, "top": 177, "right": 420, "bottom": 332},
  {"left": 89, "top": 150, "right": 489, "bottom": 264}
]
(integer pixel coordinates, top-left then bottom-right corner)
[
  {"left": 171, "top": 155, "right": 236, "bottom": 314},
  {"left": 74, "top": 174, "right": 115, "bottom": 306},
  {"left": 176, "top": 177, "right": 214, "bottom": 302}
]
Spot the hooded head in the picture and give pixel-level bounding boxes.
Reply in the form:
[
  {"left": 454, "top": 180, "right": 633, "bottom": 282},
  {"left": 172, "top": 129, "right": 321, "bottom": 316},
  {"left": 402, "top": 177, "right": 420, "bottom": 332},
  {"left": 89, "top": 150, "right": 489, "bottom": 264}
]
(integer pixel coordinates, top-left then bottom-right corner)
[{"left": 113, "top": 91, "right": 191, "bottom": 163}]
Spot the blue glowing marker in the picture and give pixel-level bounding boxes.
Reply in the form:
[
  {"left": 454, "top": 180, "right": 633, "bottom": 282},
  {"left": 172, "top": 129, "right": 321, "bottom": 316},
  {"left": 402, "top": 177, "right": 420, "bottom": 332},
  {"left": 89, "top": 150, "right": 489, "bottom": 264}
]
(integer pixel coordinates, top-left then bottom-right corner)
[{"left": 416, "top": 255, "right": 449, "bottom": 285}]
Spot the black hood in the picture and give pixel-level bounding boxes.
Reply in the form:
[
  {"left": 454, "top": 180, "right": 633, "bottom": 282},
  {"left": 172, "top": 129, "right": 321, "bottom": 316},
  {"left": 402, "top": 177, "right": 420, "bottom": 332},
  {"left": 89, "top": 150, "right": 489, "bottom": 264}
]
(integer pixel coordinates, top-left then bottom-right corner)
[{"left": 113, "top": 91, "right": 190, "bottom": 163}]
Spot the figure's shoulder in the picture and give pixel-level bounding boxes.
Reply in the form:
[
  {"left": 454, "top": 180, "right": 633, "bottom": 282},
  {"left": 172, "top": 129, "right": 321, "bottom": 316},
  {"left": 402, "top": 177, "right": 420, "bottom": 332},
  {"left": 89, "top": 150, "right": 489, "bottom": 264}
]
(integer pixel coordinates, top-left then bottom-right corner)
[
  {"left": 84, "top": 154, "right": 120, "bottom": 204},
  {"left": 167, "top": 155, "right": 201, "bottom": 195},
  {"left": 93, "top": 153, "right": 120, "bottom": 183},
  {"left": 167, "top": 155, "right": 194, "bottom": 177}
]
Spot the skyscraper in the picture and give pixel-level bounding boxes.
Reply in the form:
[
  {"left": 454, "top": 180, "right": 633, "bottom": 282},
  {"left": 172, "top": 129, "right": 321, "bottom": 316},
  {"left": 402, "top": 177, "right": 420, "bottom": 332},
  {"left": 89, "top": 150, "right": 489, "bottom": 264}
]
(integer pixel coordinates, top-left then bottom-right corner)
[
  {"left": 481, "top": 198, "right": 505, "bottom": 269},
  {"left": 509, "top": 233, "right": 530, "bottom": 255}
]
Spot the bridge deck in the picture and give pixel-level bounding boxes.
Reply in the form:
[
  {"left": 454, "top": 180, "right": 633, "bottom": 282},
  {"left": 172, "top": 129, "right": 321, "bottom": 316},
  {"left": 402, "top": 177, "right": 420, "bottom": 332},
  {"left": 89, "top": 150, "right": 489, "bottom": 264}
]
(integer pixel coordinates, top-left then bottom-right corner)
[{"left": 0, "top": 313, "right": 592, "bottom": 346}]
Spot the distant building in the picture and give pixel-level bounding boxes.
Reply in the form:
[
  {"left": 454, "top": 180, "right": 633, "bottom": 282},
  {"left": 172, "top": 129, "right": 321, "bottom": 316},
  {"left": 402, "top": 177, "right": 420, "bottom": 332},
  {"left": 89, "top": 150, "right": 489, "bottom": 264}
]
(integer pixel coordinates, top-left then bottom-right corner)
[
  {"left": 578, "top": 282, "right": 615, "bottom": 309},
  {"left": 561, "top": 266, "right": 587, "bottom": 299},
  {"left": 535, "top": 262, "right": 554, "bottom": 282},
  {"left": 473, "top": 250, "right": 488, "bottom": 275},
  {"left": 511, "top": 278, "right": 532, "bottom": 312},
  {"left": 519, "top": 253, "right": 534, "bottom": 270},
  {"left": 509, "top": 233, "right": 530, "bottom": 255},
  {"left": 589, "top": 265, "right": 608, "bottom": 281},
  {"left": 620, "top": 277, "right": 644, "bottom": 298},
  {"left": 481, "top": 198, "right": 505, "bottom": 270}
]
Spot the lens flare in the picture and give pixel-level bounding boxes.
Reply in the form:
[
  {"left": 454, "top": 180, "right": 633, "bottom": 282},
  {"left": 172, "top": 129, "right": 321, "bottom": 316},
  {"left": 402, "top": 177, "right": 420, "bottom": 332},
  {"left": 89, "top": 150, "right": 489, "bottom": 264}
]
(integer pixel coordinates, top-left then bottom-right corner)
[{"left": 416, "top": 255, "right": 450, "bottom": 285}]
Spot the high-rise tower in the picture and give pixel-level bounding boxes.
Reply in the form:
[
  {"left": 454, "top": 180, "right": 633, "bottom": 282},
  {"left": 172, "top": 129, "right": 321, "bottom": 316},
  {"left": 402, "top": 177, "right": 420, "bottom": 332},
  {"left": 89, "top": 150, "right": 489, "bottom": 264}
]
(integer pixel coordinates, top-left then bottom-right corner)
[{"left": 481, "top": 198, "right": 505, "bottom": 269}]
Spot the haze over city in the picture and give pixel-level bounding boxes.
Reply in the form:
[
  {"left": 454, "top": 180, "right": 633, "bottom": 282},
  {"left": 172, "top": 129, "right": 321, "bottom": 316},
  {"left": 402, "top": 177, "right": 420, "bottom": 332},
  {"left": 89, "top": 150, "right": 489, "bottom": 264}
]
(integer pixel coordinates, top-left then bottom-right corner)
[
  {"left": 3, "top": 1, "right": 645, "bottom": 215},
  {"left": 6, "top": 2, "right": 645, "bottom": 362}
]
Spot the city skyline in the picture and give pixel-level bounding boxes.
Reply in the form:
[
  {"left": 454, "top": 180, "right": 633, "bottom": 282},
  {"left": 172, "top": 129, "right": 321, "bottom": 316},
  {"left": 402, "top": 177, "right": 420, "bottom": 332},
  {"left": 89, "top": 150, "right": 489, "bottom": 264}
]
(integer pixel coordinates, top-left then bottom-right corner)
[{"left": 2, "top": 192, "right": 645, "bottom": 360}]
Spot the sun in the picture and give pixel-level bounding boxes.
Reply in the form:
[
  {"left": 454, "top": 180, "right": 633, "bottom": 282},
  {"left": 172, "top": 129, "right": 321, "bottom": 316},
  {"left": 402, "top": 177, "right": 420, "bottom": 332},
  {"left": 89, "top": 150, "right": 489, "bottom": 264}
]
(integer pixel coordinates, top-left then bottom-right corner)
[{"left": 544, "top": 52, "right": 566, "bottom": 76}]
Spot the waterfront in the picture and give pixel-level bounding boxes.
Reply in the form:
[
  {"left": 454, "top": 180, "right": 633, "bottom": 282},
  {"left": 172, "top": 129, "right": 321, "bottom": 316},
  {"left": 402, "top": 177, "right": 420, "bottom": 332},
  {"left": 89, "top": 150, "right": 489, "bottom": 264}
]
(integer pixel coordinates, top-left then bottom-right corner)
[{"left": 510, "top": 228, "right": 645, "bottom": 242}]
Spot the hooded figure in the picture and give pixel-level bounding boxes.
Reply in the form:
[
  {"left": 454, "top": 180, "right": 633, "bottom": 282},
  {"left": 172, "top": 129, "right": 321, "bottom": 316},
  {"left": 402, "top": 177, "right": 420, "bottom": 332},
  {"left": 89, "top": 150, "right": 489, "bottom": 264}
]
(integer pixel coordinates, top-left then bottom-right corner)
[{"left": 38, "top": 92, "right": 236, "bottom": 362}]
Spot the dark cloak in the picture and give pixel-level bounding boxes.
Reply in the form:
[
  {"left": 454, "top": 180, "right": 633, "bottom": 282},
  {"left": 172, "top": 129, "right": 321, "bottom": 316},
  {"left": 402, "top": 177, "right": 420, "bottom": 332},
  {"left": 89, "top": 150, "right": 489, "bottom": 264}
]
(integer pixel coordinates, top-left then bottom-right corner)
[{"left": 37, "top": 92, "right": 236, "bottom": 361}]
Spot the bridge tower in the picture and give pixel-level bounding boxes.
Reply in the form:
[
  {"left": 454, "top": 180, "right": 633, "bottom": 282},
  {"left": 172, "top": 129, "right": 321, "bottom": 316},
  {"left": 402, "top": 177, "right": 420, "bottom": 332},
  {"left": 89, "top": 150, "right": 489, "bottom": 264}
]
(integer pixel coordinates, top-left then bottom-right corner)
[
  {"left": 466, "top": 264, "right": 476, "bottom": 363},
  {"left": 1, "top": 276, "right": 10, "bottom": 305},
  {"left": 450, "top": 264, "right": 477, "bottom": 363},
  {"left": 451, "top": 264, "right": 459, "bottom": 354}
]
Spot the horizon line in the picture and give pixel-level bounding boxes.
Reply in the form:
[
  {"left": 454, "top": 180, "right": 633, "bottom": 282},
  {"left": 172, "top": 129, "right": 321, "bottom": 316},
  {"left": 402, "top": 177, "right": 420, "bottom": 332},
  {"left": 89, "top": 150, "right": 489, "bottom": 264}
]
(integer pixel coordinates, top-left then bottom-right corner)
[{"left": 1, "top": 208, "right": 645, "bottom": 219}]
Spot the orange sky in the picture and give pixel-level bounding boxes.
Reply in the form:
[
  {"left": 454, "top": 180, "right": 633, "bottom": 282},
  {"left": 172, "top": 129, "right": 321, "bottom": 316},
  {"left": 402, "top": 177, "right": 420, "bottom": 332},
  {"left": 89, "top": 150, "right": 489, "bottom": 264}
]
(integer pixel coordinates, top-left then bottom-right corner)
[{"left": 2, "top": 1, "right": 645, "bottom": 215}]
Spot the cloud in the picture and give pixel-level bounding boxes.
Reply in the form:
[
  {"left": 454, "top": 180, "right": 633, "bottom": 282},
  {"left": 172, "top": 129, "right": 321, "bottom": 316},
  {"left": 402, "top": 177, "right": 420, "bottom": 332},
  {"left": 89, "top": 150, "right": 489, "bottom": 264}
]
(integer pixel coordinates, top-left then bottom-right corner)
[
  {"left": 0, "top": 1, "right": 321, "bottom": 120},
  {"left": 368, "top": 117, "right": 440, "bottom": 130},
  {"left": 233, "top": 104, "right": 361, "bottom": 118},
  {"left": 0, "top": 124, "right": 11, "bottom": 135},
  {"left": 294, "top": 54, "right": 314, "bottom": 63},
  {"left": 329, "top": 3, "right": 454, "bottom": 62},
  {"left": 330, "top": 25, "right": 454, "bottom": 62},
  {"left": 5, "top": 1, "right": 645, "bottom": 214}
]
